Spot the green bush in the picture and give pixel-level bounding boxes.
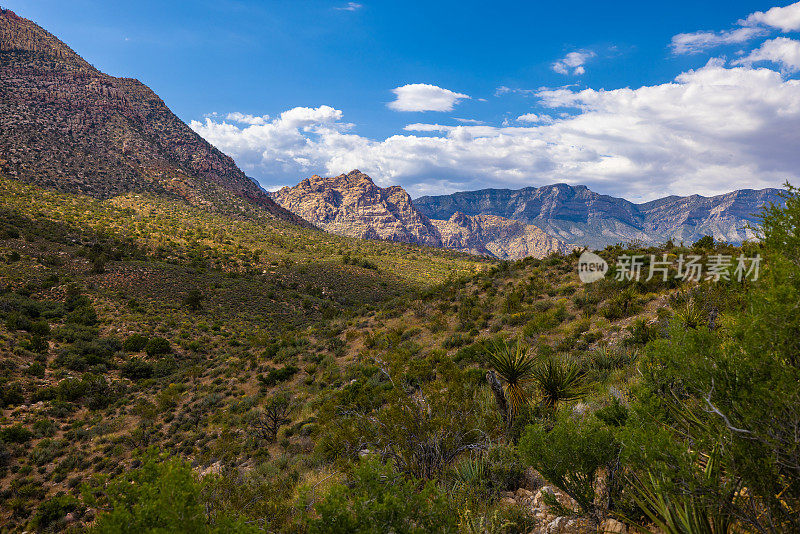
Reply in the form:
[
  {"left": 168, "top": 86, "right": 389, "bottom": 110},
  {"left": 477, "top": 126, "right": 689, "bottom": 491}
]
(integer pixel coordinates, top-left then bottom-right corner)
[
  {"left": 259, "top": 365, "right": 299, "bottom": 387},
  {"left": 32, "top": 492, "right": 80, "bottom": 531},
  {"left": 145, "top": 337, "right": 171, "bottom": 357},
  {"left": 308, "top": 458, "right": 457, "bottom": 533},
  {"left": 519, "top": 415, "right": 618, "bottom": 521},
  {"left": 0, "top": 423, "right": 34, "bottom": 443},
  {"left": 120, "top": 359, "right": 154, "bottom": 380},
  {"left": 85, "top": 449, "right": 255, "bottom": 533},
  {"left": 123, "top": 334, "right": 149, "bottom": 353}
]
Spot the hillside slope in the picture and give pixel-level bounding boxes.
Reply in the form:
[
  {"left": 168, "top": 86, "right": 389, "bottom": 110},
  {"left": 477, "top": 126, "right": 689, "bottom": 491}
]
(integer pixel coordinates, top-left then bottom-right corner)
[
  {"left": 0, "top": 8, "right": 305, "bottom": 223},
  {"left": 432, "top": 212, "right": 577, "bottom": 259}
]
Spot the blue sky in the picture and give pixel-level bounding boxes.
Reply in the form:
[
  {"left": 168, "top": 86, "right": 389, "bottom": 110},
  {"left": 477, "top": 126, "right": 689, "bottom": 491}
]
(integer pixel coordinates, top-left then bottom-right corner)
[{"left": 5, "top": 1, "right": 800, "bottom": 200}]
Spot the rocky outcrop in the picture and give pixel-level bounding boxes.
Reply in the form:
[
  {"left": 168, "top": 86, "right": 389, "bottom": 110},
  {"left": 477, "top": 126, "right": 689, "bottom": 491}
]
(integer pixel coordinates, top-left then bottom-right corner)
[
  {"left": 500, "top": 484, "right": 629, "bottom": 534},
  {"left": 431, "top": 212, "right": 577, "bottom": 259},
  {"left": 0, "top": 8, "right": 307, "bottom": 225},
  {"left": 272, "top": 171, "right": 575, "bottom": 259},
  {"left": 414, "top": 183, "right": 783, "bottom": 249},
  {"left": 271, "top": 170, "right": 443, "bottom": 247}
]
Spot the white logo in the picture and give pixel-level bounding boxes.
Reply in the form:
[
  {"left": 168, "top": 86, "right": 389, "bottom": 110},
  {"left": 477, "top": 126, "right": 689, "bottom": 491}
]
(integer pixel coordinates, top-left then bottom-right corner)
[{"left": 578, "top": 251, "right": 608, "bottom": 284}]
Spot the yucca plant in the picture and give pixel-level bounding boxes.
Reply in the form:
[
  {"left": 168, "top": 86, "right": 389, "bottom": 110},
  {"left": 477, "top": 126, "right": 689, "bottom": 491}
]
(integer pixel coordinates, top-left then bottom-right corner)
[
  {"left": 452, "top": 456, "right": 487, "bottom": 488},
  {"left": 459, "top": 508, "right": 516, "bottom": 534},
  {"left": 530, "top": 356, "right": 591, "bottom": 409},
  {"left": 675, "top": 297, "right": 706, "bottom": 330},
  {"left": 626, "top": 464, "right": 736, "bottom": 534},
  {"left": 486, "top": 338, "right": 537, "bottom": 417}
]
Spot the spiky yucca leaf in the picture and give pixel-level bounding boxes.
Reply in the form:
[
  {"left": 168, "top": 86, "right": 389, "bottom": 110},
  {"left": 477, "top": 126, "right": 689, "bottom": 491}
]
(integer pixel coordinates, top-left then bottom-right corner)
[
  {"left": 486, "top": 338, "right": 537, "bottom": 415},
  {"left": 530, "top": 357, "right": 590, "bottom": 408},
  {"left": 453, "top": 456, "right": 487, "bottom": 487}
]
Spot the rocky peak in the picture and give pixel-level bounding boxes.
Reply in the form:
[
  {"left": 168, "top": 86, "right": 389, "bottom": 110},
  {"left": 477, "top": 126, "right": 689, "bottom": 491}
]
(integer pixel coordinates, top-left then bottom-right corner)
[
  {"left": 0, "top": 8, "right": 89, "bottom": 67},
  {"left": 271, "top": 171, "right": 443, "bottom": 247}
]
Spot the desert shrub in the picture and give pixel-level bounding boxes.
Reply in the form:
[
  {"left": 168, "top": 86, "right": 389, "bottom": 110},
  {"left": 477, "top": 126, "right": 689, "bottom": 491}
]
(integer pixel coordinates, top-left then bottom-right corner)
[
  {"left": 54, "top": 378, "right": 88, "bottom": 403},
  {"left": 32, "top": 418, "right": 57, "bottom": 438},
  {"left": 522, "top": 304, "right": 567, "bottom": 336},
  {"left": 595, "top": 398, "right": 628, "bottom": 427},
  {"left": 122, "top": 334, "right": 149, "bottom": 353},
  {"left": 259, "top": 365, "right": 299, "bottom": 387},
  {"left": 318, "top": 362, "right": 493, "bottom": 478},
  {"left": 442, "top": 332, "right": 469, "bottom": 349},
  {"left": 66, "top": 304, "right": 98, "bottom": 326},
  {"left": 599, "top": 288, "right": 640, "bottom": 321},
  {"left": 145, "top": 337, "right": 171, "bottom": 357},
  {"left": 308, "top": 458, "right": 457, "bottom": 534},
  {"left": 0, "top": 381, "right": 24, "bottom": 408},
  {"left": 184, "top": 289, "right": 204, "bottom": 311},
  {"left": 52, "top": 323, "right": 98, "bottom": 343},
  {"left": 484, "top": 443, "right": 528, "bottom": 493},
  {"left": 624, "top": 318, "right": 661, "bottom": 346},
  {"left": 692, "top": 235, "right": 715, "bottom": 250},
  {"left": 54, "top": 337, "right": 120, "bottom": 371},
  {"left": 153, "top": 356, "right": 178, "bottom": 378},
  {"left": 120, "top": 359, "right": 154, "bottom": 380},
  {"left": 519, "top": 415, "right": 619, "bottom": 522},
  {"left": 31, "top": 492, "right": 80, "bottom": 531},
  {"left": 0, "top": 423, "right": 34, "bottom": 443},
  {"left": 84, "top": 449, "right": 255, "bottom": 533}
]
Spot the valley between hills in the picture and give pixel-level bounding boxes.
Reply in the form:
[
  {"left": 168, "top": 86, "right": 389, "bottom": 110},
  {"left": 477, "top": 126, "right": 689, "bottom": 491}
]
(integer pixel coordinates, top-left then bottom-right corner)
[{"left": 0, "top": 7, "right": 798, "bottom": 534}]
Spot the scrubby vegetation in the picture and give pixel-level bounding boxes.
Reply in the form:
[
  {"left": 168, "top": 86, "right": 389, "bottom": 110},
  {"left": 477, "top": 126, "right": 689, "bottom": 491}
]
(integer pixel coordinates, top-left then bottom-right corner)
[{"left": 0, "top": 177, "right": 797, "bottom": 533}]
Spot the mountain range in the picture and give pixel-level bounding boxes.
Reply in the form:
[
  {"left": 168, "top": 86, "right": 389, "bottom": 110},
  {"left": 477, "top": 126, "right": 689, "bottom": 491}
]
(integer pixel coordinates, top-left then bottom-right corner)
[
  {"left": 271, "top": 171, "right": 575, "bottom": 259},
  {"left": 415, "top": 184, "right": 784, "bottom": 249}
]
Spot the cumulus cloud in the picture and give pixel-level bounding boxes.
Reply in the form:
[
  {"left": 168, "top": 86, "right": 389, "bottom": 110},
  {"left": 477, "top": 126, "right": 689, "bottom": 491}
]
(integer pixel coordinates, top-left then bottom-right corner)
[
  {"left": 552, "top": 51, "right": 595, "bottom": 75},
  {"left": 225, "top": 112, "right": 270, "bottom": 125},
  {"left": 388, "top": 84, "right": 470, "bottom": 112},
  {"left": 670, "top": 27, "right": 766, "bottom": 54},
  {"left": 733, "top": 37, "right": 800, "bottom": 73},
  {"left": 516, "top": 113, "right": 553, "bottom": 123},
  {"left": 671, "top": 2, "right": 800, "bottom": 54},
  {"left": 742, "top": 1, "right": 800, "bottom": 32},
  {"left": 193, "top": 62, "right": 800, "bottom": 201}
]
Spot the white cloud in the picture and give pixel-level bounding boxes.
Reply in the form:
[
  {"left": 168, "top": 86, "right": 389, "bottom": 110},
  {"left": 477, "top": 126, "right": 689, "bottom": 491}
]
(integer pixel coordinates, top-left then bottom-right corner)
[
  {"left": 742, "top": 1, "right": 800, "bottom": 32},
  {"left": 193, "top": 62, "right": 800, "bottom": 201},
  {"left": 225, "top": 112, "right": 270, "bottom": 125},
  {"left": 733, "top": 37, "right": 800, "bottom": 73},
  {"left": 552, "top": 51, "right": 595, "bottom": 75},
  {"left": 334, "top": 2, "right": 362, "bottom": 11},
  {"left": 516, "top": 113, "right": 553, "bottom": 123},
  {"left": 453, "top": 118, "right": 485, "bottom": 124},
  {"left": 670, "top": 27, "right": 766, "bottom": 54},
  {"left": 495, "top": 86, "right": 538, "bottom": 96},
  {"left": 388, "top": 83, "right": 470, "bottom": 112},
  {"left": 671, "top": 2, "right": 800, "bottom": 55}
]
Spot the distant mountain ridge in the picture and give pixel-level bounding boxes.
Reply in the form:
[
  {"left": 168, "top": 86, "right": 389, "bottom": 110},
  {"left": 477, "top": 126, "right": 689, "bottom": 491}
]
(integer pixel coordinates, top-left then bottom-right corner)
[
  {"left": 414, "top": 184, "right": 783, "bottom": 249},
  {"left": 0, "top": 8, "right": 306, "bottom": 224},
  {"left": 271, "top": 171, "right": 574, "bottom": 259}
]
